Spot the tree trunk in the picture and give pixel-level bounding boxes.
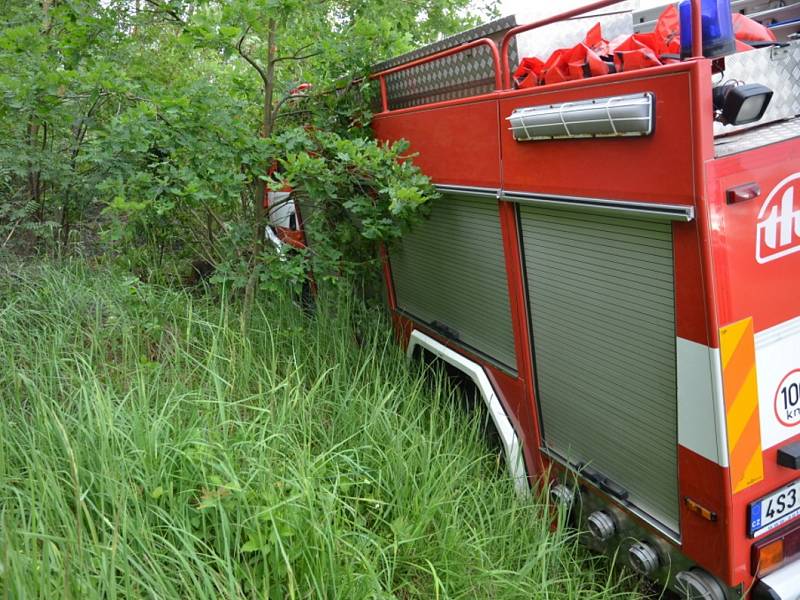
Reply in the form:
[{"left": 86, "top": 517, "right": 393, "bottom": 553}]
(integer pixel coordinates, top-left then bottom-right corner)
[
  {"left": 59, "top": 198, "right": 70, "bottom": 255},
  {"left": 32, "top": 0, "right": 53, "bottom": 222},
  {"left": 42, "top": 0, "right": 53, "bottom": 33},
  {"left": 26, "top": 121, "right": 41, "bottom": 214},
  {"left": 242, "top": 18, "right": 278, "bottom": 327}
]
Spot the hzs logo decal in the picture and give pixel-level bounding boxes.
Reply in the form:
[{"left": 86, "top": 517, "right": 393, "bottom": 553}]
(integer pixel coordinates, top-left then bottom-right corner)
[{"left": 757, "top": 173, "right": 800, "bottom": 264}]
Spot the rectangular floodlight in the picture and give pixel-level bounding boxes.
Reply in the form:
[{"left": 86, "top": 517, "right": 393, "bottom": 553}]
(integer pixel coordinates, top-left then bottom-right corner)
[
  {"left": 507, "top": 92, "right": 655, "bottom": 141},
  {"left": 714, "top": 83, "right": 773, "bottom": 126}
]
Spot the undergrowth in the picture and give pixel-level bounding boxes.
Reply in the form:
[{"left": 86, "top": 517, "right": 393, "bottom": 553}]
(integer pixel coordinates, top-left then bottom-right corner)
[{"left": 0, "top": 262, "right": 642, "bottom": 599}]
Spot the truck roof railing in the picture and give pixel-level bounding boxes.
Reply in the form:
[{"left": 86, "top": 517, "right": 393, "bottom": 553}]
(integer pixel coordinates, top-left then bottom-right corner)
[
  {"left": 497, "top": 0, "right": 702, "bottom": 90},
  {"left": 370, "top": 0, "right": 704, "bottom": 113},
  {"left": 371, "top": 0, "right": 800, "bottom": 113}
]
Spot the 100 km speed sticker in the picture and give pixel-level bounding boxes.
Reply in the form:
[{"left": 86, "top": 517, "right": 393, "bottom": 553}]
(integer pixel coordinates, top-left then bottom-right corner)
[{"left": 774, "top": 369, "right": 800, "bottom": 427}]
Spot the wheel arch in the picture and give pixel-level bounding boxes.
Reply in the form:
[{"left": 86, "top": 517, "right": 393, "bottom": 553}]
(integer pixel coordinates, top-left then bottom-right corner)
[{"left": 406, "top": 329, "right": 529, "bottom": 496}]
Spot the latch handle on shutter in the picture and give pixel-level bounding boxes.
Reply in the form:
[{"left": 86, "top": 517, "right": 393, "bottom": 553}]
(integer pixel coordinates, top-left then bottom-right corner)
[
  {"left": 598, "top": 477, "right": 630, "bottom": 501},
  {"left": 576, "top": 462, "right": 602, "bottom": 484},
  {"left": 574, "top": 463, "right": 629, "bottom": 501}
]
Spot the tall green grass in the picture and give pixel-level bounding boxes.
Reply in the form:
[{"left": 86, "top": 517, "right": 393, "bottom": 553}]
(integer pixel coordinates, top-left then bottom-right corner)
[{"left": 0, "top": 263, "right": 641, "bottom": 599}]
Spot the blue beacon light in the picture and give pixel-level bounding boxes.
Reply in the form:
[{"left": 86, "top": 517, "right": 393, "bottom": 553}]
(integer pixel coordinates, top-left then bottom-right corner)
[{"left": 679, "top": 0, "right": 737, "bottom": 59}]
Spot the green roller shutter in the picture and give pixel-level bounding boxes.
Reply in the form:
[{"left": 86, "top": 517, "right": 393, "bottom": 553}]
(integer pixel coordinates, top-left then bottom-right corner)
[
  {"left": 519, "top": 203, "right": 679, "bottom": 534},
  {"left": 390, "top": 192, "right": 517, "bottom": 373}
]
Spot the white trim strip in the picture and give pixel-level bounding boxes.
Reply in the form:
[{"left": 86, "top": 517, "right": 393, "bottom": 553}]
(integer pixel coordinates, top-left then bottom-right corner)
[
  {"left": 407, "top": 330, "right": 529, "bottom": 496},
  {"left": 677, "top": 338, "right": 730, "bottom": 467}
]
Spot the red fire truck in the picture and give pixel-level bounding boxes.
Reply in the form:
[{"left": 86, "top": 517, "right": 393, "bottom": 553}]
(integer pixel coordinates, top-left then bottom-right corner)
[{"left": 367, "top": 1, "right": 800, "bottom": 597}]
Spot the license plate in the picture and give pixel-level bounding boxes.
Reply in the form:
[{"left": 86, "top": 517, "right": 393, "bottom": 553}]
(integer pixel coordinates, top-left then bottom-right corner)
[{"left": 749, "top": 479, "right": 800, "bottom": 538}]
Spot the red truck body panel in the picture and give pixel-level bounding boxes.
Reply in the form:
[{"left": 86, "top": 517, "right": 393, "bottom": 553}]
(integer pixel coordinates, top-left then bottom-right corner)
[{"left": 371, "top": 11, "right": 800, "bottom": 595}]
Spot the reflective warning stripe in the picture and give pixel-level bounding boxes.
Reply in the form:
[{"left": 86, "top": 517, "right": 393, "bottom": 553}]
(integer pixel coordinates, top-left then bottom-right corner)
[{"left": 720, "top": 317, "right": 764, "bottom": 494}]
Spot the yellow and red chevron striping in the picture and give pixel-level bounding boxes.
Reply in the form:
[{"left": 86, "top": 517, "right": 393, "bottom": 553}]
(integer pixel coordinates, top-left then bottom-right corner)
[{"left": 720, "top": 317, "right": 764, "bottom": 494}]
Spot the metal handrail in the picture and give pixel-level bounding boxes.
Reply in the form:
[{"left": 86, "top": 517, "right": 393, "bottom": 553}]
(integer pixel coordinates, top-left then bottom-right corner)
[
  {"left": 499, "top": 0, "right": 704, "bottom": 88},
  {"left": 370, "top": 38, "right": 502, "bottom": 113},
  {"left": 371, "top": 0, "right": 706, "bottom": 112}
]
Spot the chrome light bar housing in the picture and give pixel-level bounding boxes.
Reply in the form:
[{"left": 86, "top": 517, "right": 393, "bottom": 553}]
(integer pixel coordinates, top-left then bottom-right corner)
[{"left": 507, "top": 92, "right": 655, "bottom": 141}]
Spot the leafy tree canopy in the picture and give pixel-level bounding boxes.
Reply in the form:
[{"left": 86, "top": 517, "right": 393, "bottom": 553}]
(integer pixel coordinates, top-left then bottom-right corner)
[{"left": 0, "top": 0, "right": 496, "bottom": 304}]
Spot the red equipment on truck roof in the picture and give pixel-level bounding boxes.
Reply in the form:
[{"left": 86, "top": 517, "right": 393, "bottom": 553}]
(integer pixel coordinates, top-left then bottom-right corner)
[{"left": 369, "top": 1, "right": 800, "bottom": 597}]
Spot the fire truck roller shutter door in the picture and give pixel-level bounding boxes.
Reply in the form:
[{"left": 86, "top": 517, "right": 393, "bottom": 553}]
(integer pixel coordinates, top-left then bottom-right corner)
[
  {"left": 389, "top": 191, "right": 517, "bottom": 373},
  {"left": 519, "top": 203, "right": 680, "bottom": 534}
]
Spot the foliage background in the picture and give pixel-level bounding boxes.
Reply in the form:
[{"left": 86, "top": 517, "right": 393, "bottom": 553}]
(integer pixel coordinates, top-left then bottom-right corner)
[{"left": 0, "top": 0, "right": 494, "bottom": 295}]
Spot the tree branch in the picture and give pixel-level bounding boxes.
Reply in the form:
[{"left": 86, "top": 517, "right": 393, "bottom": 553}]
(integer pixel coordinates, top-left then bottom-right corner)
[
  {"left": 236, "top": 26, "right": 268, "bottom": 86},
  {"left": 271, "top": 93, "right": 308, "bottom": 117},
  {"left": 262, "top": 19, "right": 278, "bottom": 137},
  {"left": 142, "top": 0, "right": 185, "bottom": 25},
  {"left": 272, "top": 50, "right": 321, "bottom": 64},
  {"left": 69, "top": 94, "right": 107, "bottom": 161},
  {"left": 273, "top": 109, "right": 312, "bottom": 123}
]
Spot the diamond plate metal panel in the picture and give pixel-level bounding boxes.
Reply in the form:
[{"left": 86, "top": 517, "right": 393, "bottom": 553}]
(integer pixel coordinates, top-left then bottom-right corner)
[
  {"left": 714, "top": 41, "right": 800, "bottom": 135},
  {"left": 715, "top": 116, "right": 800, "bottom": 156},
  {"left": 371, "top": 16, "right": 518, "bottom": 110},
  {"left": 371, "top": 16, "right": 517, "bottom": 72},
  {"left": 380, "top": 44, "right": 500, "bottom": 109}
]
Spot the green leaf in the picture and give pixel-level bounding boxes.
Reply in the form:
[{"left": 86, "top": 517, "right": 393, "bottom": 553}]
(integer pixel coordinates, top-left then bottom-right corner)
[{"left": 241, "top": 539, "right": 260, "bottom": 552}]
